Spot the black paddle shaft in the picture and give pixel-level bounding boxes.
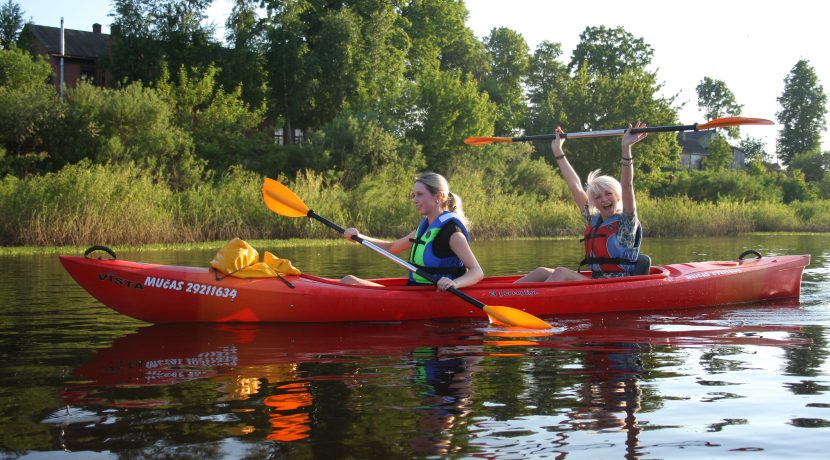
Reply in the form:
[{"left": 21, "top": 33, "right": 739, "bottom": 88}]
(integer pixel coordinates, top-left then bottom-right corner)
[
  {"left": 514, "top": 123, "right": 699, "bottom": 142},
  {"left": 306, "top": 210, "right": 488, "bottom": 310}
]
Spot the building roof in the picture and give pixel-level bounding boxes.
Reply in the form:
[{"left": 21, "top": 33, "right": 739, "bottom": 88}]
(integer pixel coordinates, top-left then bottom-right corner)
[{"left": 26, "top": 24, "right": 109, "bottom": 59}]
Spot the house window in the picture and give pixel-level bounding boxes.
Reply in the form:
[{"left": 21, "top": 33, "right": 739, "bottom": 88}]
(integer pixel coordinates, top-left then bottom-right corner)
[
  {"left": 274, "top": 127, "right": 306, "bottom": 145},
  {"left": 80, "top": 67, "right": 96, "bottom": 85}
]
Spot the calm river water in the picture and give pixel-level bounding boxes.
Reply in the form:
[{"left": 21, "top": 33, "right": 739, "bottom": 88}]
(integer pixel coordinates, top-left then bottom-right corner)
[{"left": 1, "top": 235, "right": 829, "bottom": 459}]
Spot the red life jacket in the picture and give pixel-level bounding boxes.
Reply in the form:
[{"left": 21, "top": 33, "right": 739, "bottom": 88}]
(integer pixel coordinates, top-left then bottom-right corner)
[{"left": 579, "top": 214, "right": 641, "bottom": 275}]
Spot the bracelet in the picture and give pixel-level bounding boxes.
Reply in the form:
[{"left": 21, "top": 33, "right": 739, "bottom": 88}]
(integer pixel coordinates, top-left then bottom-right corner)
[
  {"left": 621, "top": 159, "right": 633, "bottom": 165},
  {"left": 554, "top": 154, "right": 565, "bottom": 160}
]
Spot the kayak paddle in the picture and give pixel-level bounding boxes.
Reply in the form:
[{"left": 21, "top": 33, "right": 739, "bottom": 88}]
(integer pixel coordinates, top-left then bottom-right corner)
[
  {"left": 261, "top": 177, "right": 553, "bottom": 329},
  {"left": 464, "top": 116, "right": 774, "bottom": 145}
]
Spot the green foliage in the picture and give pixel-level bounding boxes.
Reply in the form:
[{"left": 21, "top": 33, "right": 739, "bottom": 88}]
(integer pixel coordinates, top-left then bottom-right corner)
[
  {"left": 401, "top": 0, "right": 470, "bottom": 76},
  {"left": 0, "top": 161, "right": 177, "bottom": 245},
  {"left": 789, "top": 149, "right": 829, "bottom": 182},
  {"left": 0, "top": 42, "right": 51, "bottom": 89},
  {"left": 510, "top": 156, "right": 570, "bottom": 200},
  {"left": 407, "top": 68, "right": 497, "bottom": 170},
  {"left": 481, "top": 27, "right": 529, "bottom": 134},
  {"left": 561, "top": 66, "right": 680, "bottom": 176},
  {"left": 702, "top": 135, "right": 734, "bottom": 171},
  {"left": 108, "top": 0, "right": 220, "bottom": 84},
  {"left": 818, "top": 174, "right": 830, "bottom": 199},
  {"left": 307, "top": 113, "right": 426, "bottom": 188},
  {"left": 638, "top": 196, "right": 752, "bottom": 236},
  {"left": 7, "top": 12, "right": 830, "bottom": 246},
  {"left": 0, "top": 0, "right": 24, "bottom": 49},
  {"left": 776, "top": 59, "right": 827, "bottom": 166},
  {"left": 347, "top": 2, "right": 410, "bottom": 113},
  {"left": 524, "top": 40, "right": 569, "bottom": 155},
  {"left": 175, "top": 165, "right": 272, "bottom": 241},
  {"left": 738, "top": 136, "right": 768, "bottom": 163},
  {"left": 657, "top": 169, "right": 782, "bottom": 203},
  {"left": 0, "top": 48, "right": 57, "bottom": 172},
  {"left": 156, "top": 64, "right": 268, "bottom": 171},
  {"left": 568, "top": 25, "right": 653, "bottom": 76},
  {"left": 696, "top": 77, "right": 743, "bottom": 138},
  {"left": 779, "top": 168, "right": 816, "bottom": 203},
  {"left": 53, "top": 80, "right": 203, "bottom": 189}
]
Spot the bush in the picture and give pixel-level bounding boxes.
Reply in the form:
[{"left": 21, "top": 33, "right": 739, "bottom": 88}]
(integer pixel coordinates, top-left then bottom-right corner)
[
  {"left": 0, "top": 161, "right": 176, "bottom": 246},
  {"left": 659, "top": 169, "right": 781, "bottom": 203}
]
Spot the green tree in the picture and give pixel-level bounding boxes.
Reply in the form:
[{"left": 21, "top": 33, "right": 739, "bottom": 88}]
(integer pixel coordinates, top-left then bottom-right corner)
[
  {"left": 439, "top": 28, "right": 489, "bottom": 80},
  {"left": 308, "top": 114, "right": 425, "bottom": 187},
  {"left": 776, "top": 59, "right": 827, "bottom": 166},
  {"left": 0, "top": 47, "right": 56, "bottom": 172},
  {"left": 737, "top": 136, "right": 768, "bottom": 163},
  {"left": 789, "top": 149, "right": 830, "bottom": 182},
  {"left": 407, "top": 69, "right": 496, "bottom": 170},
  {"left": 50, "top": 81, "right": 203, "bottom": 189},
  {"left": 156, "top": 64, "right": 267, "bottom": 171},
  {"left": 702, "top": 134, "right": 733, "bottom": 170},
  {"left": 524, "top": 40, "right": 569, "bottom": 155},
  {"left": 696, "top": 77, "right": 743, "bottom": 138},
  {"left": 561, "top": 66, "right": 679, "bottom": 178},
  {"left": 219, "top": 0, "right": 268, "bottom": 109},
  {"left": 568, "top": 25, "right": 653, "bottom": 77},
  {"left": 341, "top": 1, "right": 409, "bottom": 116},
  {"left": 401, "top": 0, "right": 469, "bottom": 77},
  {"left": 560, "top": 27, "right": 678, "bottom": 182},
  {"left": 0, "top": 0, "right": 24, "bottom": 49},
  {"left": 108, "top": 0, "right": 220, "bottom": 84},
  {"left": 262, "top": 0, "right": 312, "bottom": 143},
  {"left": 481, "top": 27, "right": 529, "bottom": 134}
]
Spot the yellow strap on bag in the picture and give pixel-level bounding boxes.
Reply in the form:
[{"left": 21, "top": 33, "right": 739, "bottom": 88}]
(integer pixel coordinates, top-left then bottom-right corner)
[{"left": 210, "top": 238, "right": 301, "bottom": 279}]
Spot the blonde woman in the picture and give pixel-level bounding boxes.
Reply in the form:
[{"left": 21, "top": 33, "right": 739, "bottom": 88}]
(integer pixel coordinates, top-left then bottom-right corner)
[
  {"left": 517, "top": 122, "right": 648, "bottom": 282},
  {"left": 341, "top": 172, "right": 484, "bottom": 291}
]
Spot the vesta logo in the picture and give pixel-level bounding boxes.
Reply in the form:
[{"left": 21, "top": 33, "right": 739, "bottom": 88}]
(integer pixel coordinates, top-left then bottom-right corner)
[{"left": 98, "top": 272, "right": 144, "bottom": 289}]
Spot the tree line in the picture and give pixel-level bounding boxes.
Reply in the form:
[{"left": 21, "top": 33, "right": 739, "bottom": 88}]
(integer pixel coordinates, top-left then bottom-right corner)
[{"left": 1, "top": 0, "right": 829, "bottom": 241}]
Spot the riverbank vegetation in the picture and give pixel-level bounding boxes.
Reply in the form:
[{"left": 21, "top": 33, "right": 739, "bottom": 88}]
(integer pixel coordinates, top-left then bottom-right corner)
[
  {"left": 1, "top": 1, "right": 827, "bottom": 246},
  {"left": 2, "top": 159, "right": 829, "bottom": 247}
]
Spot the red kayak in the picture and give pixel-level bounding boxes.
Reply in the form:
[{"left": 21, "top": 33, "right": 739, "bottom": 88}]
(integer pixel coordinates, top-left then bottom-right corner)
[{"left": 59, "top": 249, "right": 809, "bottom": 324}]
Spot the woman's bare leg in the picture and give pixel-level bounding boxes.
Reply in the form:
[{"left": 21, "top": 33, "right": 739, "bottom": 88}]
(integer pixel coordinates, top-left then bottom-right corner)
[
  {"left": 339, "top": 275, "right": 384, "bottom": 286},
  {"left": 545, "top": 267, "right": 587, "bottom": 282},
  {"left": 515, "top": 267, "right": 555, "bottom": 283}
]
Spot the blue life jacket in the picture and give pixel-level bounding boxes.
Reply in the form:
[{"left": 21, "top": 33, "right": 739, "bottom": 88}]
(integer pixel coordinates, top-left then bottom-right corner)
[{"left": 408, "top": 211, "right": 470, "bottom": 285}]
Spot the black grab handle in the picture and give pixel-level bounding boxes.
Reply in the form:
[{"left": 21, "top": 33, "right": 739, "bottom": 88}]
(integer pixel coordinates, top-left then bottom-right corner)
[
  {"left": 83, "top": 245, "right": 117, "bottom": 260},
  {"left": 738, "top": 249, "right": 762, "bottom": 260}
]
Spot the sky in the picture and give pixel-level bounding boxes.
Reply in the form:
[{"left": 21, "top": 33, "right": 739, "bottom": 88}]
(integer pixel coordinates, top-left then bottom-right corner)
[{"left": 20, "top": 0, "right": 830, "bottom": 156}]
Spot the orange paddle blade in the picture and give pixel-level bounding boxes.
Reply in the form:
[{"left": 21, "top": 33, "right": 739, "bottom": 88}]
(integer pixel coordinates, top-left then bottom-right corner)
[
  {"left": 464, "top": 136, "right": 513, "bottom": 145},
  {"left": 698, "top": 117, "right": 774, "bottom": 130},
  {"left": 484, "top": 305, "right": 553, "bottom": 329},
  {"left": 262, "top": 178, "right": 310, "bottom": 218}
]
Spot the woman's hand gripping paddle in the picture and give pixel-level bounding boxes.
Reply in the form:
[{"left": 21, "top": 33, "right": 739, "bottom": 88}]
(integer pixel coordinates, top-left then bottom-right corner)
[{"left": 262, "top": 178, "right": 553, "bottom": 329}]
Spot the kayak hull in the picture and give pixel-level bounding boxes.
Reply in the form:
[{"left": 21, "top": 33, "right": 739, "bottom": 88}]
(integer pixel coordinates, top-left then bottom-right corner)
[{"left": 59, "top": 254, "right": 810, "bottom": 324}]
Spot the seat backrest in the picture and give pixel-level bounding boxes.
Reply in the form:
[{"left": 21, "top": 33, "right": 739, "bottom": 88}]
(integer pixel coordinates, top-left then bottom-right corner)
[{"left": 633, "top": 254, "right": 651, "bottom": 276}]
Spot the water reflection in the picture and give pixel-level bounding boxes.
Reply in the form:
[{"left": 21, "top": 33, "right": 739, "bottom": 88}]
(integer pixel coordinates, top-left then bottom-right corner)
[{"left": 47, "top": 307, "right": 820, "bottom": 457}]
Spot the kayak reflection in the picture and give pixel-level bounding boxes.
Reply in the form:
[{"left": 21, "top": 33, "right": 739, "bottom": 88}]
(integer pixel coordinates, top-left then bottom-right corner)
[{"left": 60, "top": 309, "right": 808, "bottom": 454}]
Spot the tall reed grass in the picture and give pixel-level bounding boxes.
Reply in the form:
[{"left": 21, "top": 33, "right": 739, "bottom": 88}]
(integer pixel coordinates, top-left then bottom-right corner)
[{"left": 1, "top": 162, "right": 828, "bottom": 247}]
